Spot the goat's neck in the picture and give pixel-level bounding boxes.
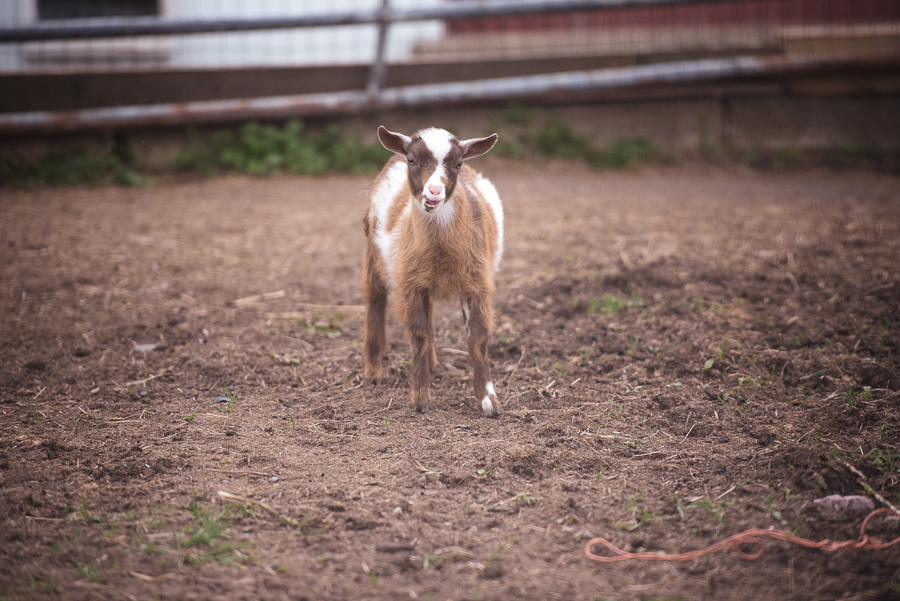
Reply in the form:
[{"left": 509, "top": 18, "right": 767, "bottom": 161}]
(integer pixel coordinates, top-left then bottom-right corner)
[{"left": 410, "top": 189, "right": 466, "bottom": 237}]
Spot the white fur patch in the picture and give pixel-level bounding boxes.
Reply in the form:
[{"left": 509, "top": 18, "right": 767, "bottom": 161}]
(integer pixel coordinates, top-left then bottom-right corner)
[
  {"left": 415, "top": 193, "right": 455, "bottom": 228},
  {"left": 481, "top": 396, "right": 495, "bottom": 417},
  {"left": 371, "top": 160, "right": 410, "bottom": 282},
  {"left": 474, "top": 174, "right": 504, "bottom": 274},
  {"left": 486, "top": 381, "right": 496, "bottom": 397}
]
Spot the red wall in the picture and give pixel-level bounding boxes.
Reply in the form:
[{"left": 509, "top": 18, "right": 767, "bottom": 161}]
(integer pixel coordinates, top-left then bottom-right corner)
[{"left": 447, "top": 0, "right": 900, "bottom": 34}]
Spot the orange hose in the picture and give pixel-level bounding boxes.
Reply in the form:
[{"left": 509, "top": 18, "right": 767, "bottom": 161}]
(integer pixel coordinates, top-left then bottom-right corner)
[{"left": 585, "top": 508, "right": 900, "bottom": 563}]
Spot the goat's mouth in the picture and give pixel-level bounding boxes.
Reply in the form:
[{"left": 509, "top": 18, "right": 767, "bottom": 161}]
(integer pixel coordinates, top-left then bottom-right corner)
[{"left": 423, "top": 198, "right": 442, "bottom": 211}]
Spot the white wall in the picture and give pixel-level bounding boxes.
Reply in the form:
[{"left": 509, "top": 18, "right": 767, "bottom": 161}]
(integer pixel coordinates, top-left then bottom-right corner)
[
  {"left": 166, "top": 0, "right": 442, "bottom": 67},
  {"left": 0, "top": 0, "right": 444, "bottom": 72}
]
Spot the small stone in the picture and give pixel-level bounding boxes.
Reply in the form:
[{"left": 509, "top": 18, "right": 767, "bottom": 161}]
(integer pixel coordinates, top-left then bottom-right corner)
[
  {"left": 813, "top": 495, "right": 874, "bottom": 511},
  {"left": 269, "top": 476, "right": 279, "bottom": 483},
  {"left": 133, "top": 343, "right": 158, "bottom": 353}
]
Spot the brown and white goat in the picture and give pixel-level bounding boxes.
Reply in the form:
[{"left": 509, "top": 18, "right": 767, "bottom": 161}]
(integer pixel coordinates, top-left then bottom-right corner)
[{"left": 362, "top": 126, "right": 504, "bottom": 416}]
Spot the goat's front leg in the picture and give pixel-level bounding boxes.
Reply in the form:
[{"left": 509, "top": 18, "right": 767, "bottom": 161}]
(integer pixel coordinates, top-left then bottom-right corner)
[
  {"left": 463, "top": 293, "right": 500, "bottom": 417},
  {"left": 405, "top": 289, "right": 435, "bottom": 413}
]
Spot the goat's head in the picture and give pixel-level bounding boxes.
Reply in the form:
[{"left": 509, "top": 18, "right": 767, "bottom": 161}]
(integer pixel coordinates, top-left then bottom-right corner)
[{"left": 378, "top": 126, "right": 497, "bottom": 213}]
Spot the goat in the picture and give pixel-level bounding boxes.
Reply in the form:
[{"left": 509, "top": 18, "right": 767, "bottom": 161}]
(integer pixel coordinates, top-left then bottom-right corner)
[{"left": 362, "top": 126, "right": 504, "bottom": 416}]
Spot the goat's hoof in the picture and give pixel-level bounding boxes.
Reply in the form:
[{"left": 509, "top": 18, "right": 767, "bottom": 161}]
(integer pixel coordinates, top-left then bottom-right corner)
[
  {"left": 481, "top": 394, "right": 501, "bottom": 417},
  {"left": 411, "top": 389, "right": 431, "bottom": 414},
  {"left": 364, "top": 365, "right": 383, "bottom": 380}
]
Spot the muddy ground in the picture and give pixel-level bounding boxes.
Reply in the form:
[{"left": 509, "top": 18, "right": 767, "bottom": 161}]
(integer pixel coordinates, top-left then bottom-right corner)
[{"left": 1, "top": 160, "right": 899, "bottom": 601}]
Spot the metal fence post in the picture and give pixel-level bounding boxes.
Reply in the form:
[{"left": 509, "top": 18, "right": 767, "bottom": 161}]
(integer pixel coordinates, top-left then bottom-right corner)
[{"left": 366, "top": 0, "right": 391, "bottom": 106}]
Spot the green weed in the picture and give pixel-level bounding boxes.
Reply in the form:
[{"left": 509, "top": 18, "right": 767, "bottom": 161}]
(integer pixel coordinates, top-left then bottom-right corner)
[
  {"left": 74, "top": 559, "right": 100, "bottom": 581},
  {"left": 18, "top": 572, "right": 58, "bottom": 595},
  {"left": 218, "top": 386, "right": 238, "bottom": 412},
  {"left": 271, "top": 353, "right": 301, "bottom": 365},
  {"left": 615, "top": 494, "right": 658, "bottom": 531},
  {"left": 532, "top": 120, "right": 592, "bottom": 159},
  {"left": 552, "top": 362, "right": 568, "bottom": 381},
  {"left": 491, "top": 115, "right": 663, "bottom": 170},
  {"left": 178, "top": 498, "right": 253, "bottom": 565},
  {"left": 589, "top": 138, "right": 657, "bottom": 169},
  {"left": 866, "top": 447, "right": 900, "bottom": 472},
  {"left": 627, "top": 337, "right": 640, "bottom": 356},
  {"left": 581, "top": 347, "right": 592, "bottom": 366},
  {"left": 676, "top": 498, "right": 732, "bottom": 525},
  {"left": 842, "top": 386, "right": 872, "bottom": 412}
]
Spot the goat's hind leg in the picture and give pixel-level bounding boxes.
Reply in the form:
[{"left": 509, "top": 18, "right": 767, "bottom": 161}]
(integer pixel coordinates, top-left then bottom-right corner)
[{"left": 362, "top": 246, "right": 388, "bottom": 380}]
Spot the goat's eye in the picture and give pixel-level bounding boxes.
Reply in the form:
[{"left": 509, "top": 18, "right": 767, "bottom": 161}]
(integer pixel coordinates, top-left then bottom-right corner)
[
  {"left": 455, "top": 163, "right": 462, "bottom": 169},
  {"left": 407, "top": 158, "right": 416, "bottom": 166}
]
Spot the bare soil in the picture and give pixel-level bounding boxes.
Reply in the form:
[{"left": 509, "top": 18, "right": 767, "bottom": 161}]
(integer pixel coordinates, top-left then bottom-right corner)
[{"left": 1, "top": 161, "right": 899, "bottom": 601}]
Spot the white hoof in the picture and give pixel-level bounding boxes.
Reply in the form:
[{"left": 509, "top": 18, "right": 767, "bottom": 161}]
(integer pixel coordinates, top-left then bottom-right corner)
[{"left": 481, "top": 382, "right": 500, "bottom": 417}]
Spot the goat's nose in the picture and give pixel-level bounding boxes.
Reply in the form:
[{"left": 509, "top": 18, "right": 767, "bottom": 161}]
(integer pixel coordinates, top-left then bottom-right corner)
[{"left": 428, "top": 184, "right": 443, "bottom": 197}]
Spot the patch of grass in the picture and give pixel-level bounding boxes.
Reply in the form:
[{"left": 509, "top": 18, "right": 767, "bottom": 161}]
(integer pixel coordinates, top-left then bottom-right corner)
[
  {"left": 496, "top": 101, "right": 532, "bottom": 125},
  {"left": 18, "top": 572, "right": 58, "bottom": 595},
  {"left": 293, "top": 310, "right": 344, "bottom": 338},
  {"left": 764, "top": 494, "right": 789, "bottom": 527},
  {"left": 491, "top": 116, "right": 665, "bottom": 170},
  {"left": 178, "top": 497, "right": 253, "bottom": 565},
  {"left": 74, "top": 496, "right": 103, "bottom": 523},
  {"left": 615, "top": 494, "right": 658, "bottom": 531},
  {"left": 175, "top": 121, "right": 390, "bottom": 177},
  {"left": 589, "top": 137, "right": 657, "bottom": 169},
  {"left": 1, "top": 148, "right": 142, "bottom": 188},
  {"left": 598, "top": 292, "right": 644, "bottom": 316}
]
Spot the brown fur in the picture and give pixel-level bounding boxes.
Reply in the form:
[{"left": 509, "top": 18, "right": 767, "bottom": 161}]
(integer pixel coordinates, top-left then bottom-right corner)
[{"left": 363, "top": 127, "right": 501, "bottom": 416}]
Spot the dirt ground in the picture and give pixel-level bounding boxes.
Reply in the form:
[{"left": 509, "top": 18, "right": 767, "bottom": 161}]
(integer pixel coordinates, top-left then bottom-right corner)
[{"left": 1, "top": 159, "right": 899, "bottom": 601}]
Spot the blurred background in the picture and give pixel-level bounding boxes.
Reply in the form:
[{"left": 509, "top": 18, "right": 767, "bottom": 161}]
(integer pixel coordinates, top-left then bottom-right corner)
[{"left": 0, "top": 0, "right": 898, "bottom": 178}]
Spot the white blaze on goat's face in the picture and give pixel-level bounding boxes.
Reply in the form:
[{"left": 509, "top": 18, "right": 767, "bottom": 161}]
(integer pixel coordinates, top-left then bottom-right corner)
[{"left": 417, "top": 128, "right": 454, "bottom": 205}]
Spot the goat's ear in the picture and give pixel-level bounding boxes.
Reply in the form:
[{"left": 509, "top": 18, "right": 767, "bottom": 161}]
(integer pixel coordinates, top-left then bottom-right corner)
[
  {"left": 459, "top": 134, "right": 498, "bottom": 161},
  {"left": 378, "top": 126, "right": 412, "bottom": 156}
]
